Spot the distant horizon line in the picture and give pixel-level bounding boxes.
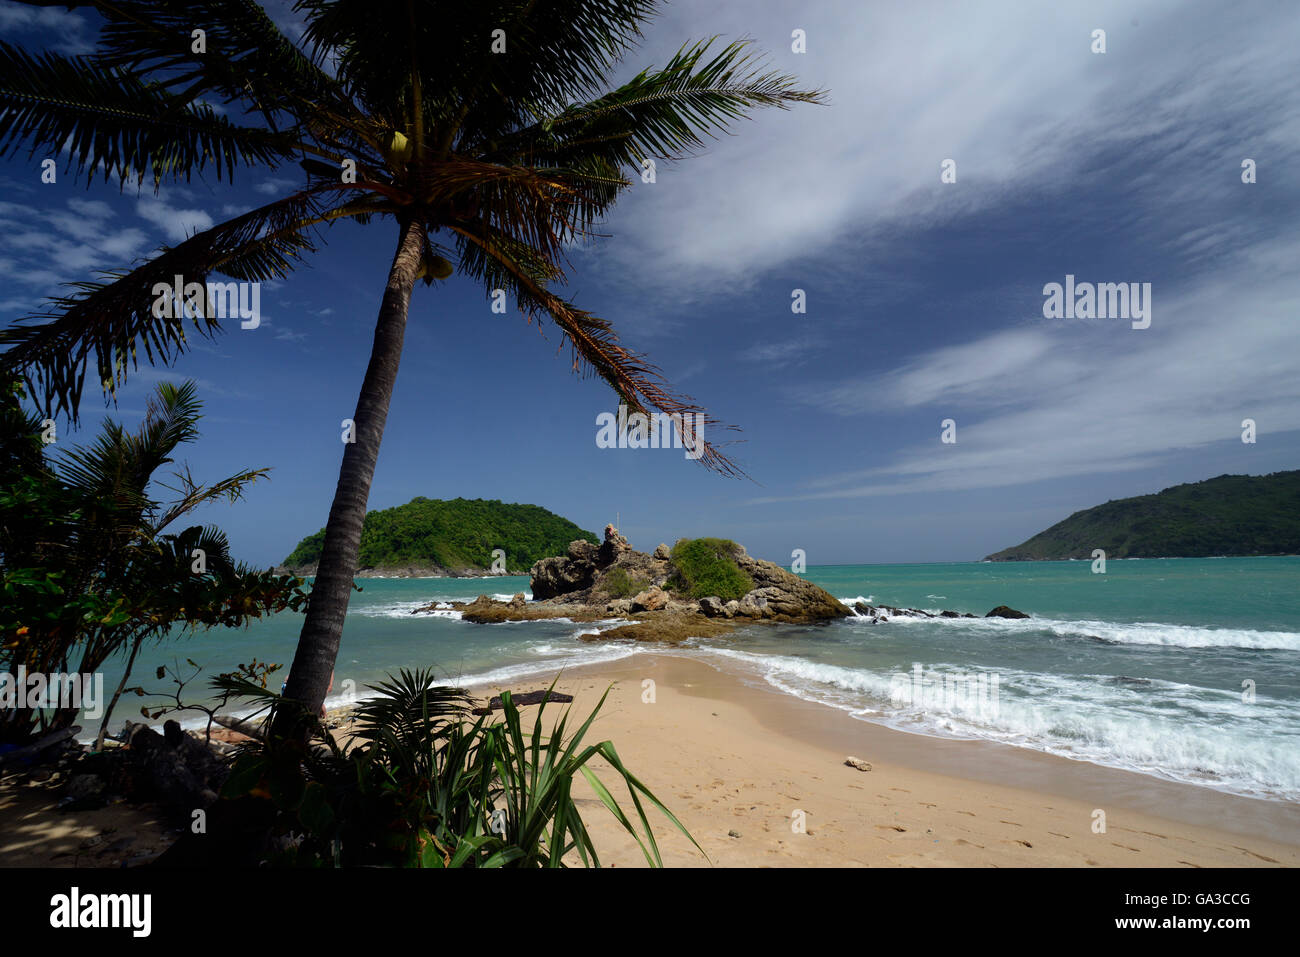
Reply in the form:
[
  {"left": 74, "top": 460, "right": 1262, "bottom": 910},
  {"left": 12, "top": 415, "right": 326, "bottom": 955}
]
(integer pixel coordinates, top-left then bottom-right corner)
[{"left": 270, "top": 553, "right": 1300, "bottom": 577}]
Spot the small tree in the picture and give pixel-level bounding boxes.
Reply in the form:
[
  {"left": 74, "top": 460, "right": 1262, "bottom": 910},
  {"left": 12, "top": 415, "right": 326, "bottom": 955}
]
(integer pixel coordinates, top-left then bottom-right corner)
[{"left": 0, "top": 379, "right": 307, "bottom": 745}]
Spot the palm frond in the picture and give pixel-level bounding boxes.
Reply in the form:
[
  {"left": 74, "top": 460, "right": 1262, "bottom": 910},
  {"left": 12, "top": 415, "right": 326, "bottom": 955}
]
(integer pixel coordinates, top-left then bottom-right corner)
[
  {"left": 91, "top": 0, "right": 350, "bottom": 123},
  {"left": 0, "top": 189, "right": 333, "bottom": 422},
  {"left": 453, "top": 220, "right": 746, "bottom": 477},
  {"left": 349, "top": 667, "right": 474, "bottom": 758},
  {"left": 0, "top": 40, "right": 296, "bottom": 187},
  {"left": 50, "top": 379, "right": 204, "bottom": 536},
  {"left": 298, "top": 0, "right": 656, "bottom": 154},
  {"left": 151, "top": 463, "right": 270, "bottom": 535},
  {"left": 487, "top": 37, "right": 827, "bottom": 174}
]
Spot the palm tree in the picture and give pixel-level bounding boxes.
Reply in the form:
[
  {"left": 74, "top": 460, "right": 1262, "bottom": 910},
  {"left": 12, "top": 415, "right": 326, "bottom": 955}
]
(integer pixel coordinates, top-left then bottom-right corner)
[{"left": 0, "top": 0, "right": 825, "bottom": 730}]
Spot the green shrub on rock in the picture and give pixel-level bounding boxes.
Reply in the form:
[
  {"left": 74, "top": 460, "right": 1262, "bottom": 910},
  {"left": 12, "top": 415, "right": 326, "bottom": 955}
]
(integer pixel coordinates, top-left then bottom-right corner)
[
  {"left": 601, "top": 566, "right": 644, "bottom": 599},
  {"left": 668, "top": 538, "right": 753, "bottom": 602}
]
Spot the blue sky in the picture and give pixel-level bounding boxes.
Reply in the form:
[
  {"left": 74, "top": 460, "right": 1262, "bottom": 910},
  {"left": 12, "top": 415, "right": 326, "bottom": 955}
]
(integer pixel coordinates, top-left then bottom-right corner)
[{"left": 2, "top": 0, "right": 1297, "bottom": 568}]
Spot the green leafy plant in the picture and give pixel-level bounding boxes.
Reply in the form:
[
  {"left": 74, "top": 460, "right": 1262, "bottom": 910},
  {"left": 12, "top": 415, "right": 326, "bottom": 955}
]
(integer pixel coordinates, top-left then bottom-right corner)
[
  {"left": 134, "top": 657, "right": 283, "bottom": 746},
  {"left": 212, "top": 668, "right": 705, "bottom": 868},
  {"left": 668, "top": 538, "right": 753, "bottom": 601},
  {"left": 0, "top": 379, "right": 306, "bottom": 747},
  {"left": 601, "top": 566, "right": 644, "bottom": 599}
]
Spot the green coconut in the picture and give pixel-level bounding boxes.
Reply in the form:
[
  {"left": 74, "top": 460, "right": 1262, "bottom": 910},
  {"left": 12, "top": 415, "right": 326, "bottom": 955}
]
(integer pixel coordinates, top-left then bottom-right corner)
[
  {"left": 427, "top": 255, "right": 454, "bottom": 280},
  {"left": 385, "top": 130, "right": 413, "bottom": 164},
  {"left": 417, "top": 253, "right": 455, "bottom": 284}
]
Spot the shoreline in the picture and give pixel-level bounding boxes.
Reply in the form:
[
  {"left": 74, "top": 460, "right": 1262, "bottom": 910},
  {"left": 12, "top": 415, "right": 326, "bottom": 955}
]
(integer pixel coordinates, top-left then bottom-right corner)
[
  {"left": 15, "top": 650, "right": 1298, "bottom": 868},
  {"left": 415, "top": 638, "right": 1299, "bottom": 810},
  {"left": 134, "top": 627, "right": 1299, "bottom": 812},
  {"left": 464, "top": 654, "right": 1300, "bottom": 866}
]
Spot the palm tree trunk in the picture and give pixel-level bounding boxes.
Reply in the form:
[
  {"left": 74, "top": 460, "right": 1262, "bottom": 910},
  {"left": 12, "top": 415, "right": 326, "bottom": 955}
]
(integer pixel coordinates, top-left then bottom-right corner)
[{"left": 275, "top": 217, "right": 425, "bottom": 735}]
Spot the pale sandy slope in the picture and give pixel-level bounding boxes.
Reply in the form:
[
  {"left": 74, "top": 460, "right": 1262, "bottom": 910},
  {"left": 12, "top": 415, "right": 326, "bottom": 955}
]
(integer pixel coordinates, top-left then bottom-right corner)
[
  {"left": 6, "top": 651, "right": 1295, "bottom": 869},
  {"left": 466, "top": 654, "right": 1300, "bottom": 868}
]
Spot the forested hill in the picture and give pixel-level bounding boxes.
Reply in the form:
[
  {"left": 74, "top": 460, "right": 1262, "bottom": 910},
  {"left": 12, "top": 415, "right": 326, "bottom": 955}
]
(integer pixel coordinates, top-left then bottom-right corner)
[
  {"left": 985, "top": 471, "right": 1300, "bottom": 561},
  {"left": 283, "top": 498, "right": 597, "bottom": 574}
]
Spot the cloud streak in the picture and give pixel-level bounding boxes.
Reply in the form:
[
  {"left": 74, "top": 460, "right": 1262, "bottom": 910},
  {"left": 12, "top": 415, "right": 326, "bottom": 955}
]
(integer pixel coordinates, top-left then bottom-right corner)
[{"left": 764, "top": 250, "right": 1300, "bottom": 502}]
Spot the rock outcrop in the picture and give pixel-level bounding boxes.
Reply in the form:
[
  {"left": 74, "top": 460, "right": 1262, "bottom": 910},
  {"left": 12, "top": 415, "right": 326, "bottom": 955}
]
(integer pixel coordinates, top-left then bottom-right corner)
[
  {"left": 630, "top": 586, "right": 669, "bottom": 612},
  {"left": 529, "top": 538, "right": 601, "bottom": 600},
  {"left": 851, "top": 601, "right": 982, "bottom": 622},
  {"left": 419, "top": 528, "right": 851, "bottom": 642},
  {"left": 533, "top": 529, "right": 850, "bottom": 624},
  {"left": 729, "top": 548, "right": 847, "bottom": 620},
  {"left": 43, "top": 720, "right": 231, "bottom": 821},
  {"left": 417, "top": 529, "right": 1025, "bottom": 641},
  {"left": 985, "top": 605, "right": 1030, "bottom": 619}
]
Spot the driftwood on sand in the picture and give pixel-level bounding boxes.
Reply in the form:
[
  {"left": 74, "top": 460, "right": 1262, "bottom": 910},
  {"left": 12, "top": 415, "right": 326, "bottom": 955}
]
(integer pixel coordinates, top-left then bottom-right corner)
[
  {"left": 472, "top": 690, "right": 575, "bottom": 715},
  {"left": 213, "top": 713, "right": 266, "bottom": 741}
]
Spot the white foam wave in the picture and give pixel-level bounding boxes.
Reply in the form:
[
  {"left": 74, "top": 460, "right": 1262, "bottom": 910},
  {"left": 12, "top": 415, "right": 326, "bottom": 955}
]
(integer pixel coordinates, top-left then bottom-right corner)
[
  {"left": 455, "top": 644, "right": 648, "bottom": 689},
  {"left": 869, "top": 610, "right": 1300, "bottom": 650},
  {"left": 697, "top": 648, "right": 1300, "bottom": 801},
  {"left": 354, "top": 599, "right": 462, "bottom": 620},
  {"left": 1044, "top": 619, "right": 1300, "bottom": 651}
]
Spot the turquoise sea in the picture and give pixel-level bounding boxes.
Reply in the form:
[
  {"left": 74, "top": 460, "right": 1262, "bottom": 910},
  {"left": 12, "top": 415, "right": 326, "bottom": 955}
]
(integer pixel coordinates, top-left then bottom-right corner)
[{"left": 88, "top": 557, "right": 1300, "bottom": 802}]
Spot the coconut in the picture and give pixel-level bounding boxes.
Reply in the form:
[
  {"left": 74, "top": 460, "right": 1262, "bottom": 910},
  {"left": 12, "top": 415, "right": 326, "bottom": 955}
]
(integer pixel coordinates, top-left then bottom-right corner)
[
  {"left": 427, "top": 255, "right": 454, "bottom": 280},
  {"left": 386, "top": 131, "right": 413, "bottom": 163},
  {"left": 417, "top": 253, "right": 455, "bottom": 284}
]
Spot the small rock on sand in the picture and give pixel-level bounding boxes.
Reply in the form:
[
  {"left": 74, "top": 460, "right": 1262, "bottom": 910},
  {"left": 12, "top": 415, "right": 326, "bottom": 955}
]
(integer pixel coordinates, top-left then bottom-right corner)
[{"left": 844, "top": 756, "right": 873, "bottom": 772}]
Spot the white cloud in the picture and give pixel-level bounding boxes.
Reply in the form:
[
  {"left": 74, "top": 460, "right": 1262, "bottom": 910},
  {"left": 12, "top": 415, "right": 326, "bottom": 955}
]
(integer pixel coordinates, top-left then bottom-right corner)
[
  {"left": 136, "top": 195, "right": 214, "bottom": 243},
  {"left": 739, "top": 338, "right": 825, "bottom": 368},
  {"left": 595, "top": 0, "right": 1299, "bottom": 295},
  {"left": 770, "top": 247, "right": 1300, "bottom": 502},
  {"left": 0, "top": 197, "right": 149, "bottom": 293},
  {"left": 254, "top": 178, "right": 298, "bottom": 196},
  {"left": 0, "top": 3, "right": 94, "bottom": 54},
  {"left": 65, "top": 198, "right": 115, "bottom": 220}
]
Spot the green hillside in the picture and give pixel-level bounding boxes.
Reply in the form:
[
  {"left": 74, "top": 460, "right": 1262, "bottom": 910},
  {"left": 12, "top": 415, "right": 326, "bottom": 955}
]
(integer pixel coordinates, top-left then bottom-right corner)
[
  {"left": 985, "top": 471, "right": 1300, "bottom": 561},
  {"left": 284, "top": 497, "right": 597, "bottom": 573}
]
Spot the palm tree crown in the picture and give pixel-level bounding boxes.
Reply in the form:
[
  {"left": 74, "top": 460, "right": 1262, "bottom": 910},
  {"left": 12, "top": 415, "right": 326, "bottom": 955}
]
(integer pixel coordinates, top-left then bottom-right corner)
[{"left": 0, "top": 0, "right": 825, "bottom": 722}]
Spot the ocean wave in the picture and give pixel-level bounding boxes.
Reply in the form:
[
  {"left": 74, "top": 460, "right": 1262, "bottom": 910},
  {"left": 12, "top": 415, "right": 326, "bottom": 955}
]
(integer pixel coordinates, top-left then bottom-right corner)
[
  {"left": 454, "top": 644, "right": 648, "bottom": 689},
  {"left": 354, "top": 599, "right": 462, "bottom": 620},
  {"left": 1043, "top": 619, "right": 1300, "bottom": 651},
  {"left": 697, "top": 647, "right": 1300, "bottom": 801},
  {"left": 871, "top": 610, "right": 1300, "bottom": 650}
]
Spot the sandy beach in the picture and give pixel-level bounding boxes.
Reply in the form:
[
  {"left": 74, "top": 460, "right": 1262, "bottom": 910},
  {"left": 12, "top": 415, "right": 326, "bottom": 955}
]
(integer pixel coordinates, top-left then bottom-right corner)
[
  {"left": 6, "top": 650, "right": 1297, "bottom": 869},
  {"left": 0, "top": 782, "right": 175, "bottom": 868},
  {"left": 464, "top": 653, "right": 1300, "bottom": 867}
]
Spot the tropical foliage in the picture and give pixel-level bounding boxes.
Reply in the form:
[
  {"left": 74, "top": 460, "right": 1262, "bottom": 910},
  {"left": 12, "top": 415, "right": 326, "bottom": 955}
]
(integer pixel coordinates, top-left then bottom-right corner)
[
  {"left": 600, "top": 565, "right": 646, "bottom": 599},
  {"left": 0, "top": 0, "right": 823, "bottom": 726},
  {"left": 668, "top": 537, "right": 753, "bottom": 601},
  {"left": 0, "top": 378, "right": 306, "bottom": 745},
  {"left": 210, "top": 668, "right": 702, "bottom": 867},
  {"left": 284, "top": 497, "right": 596, "bottom": 572}
]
